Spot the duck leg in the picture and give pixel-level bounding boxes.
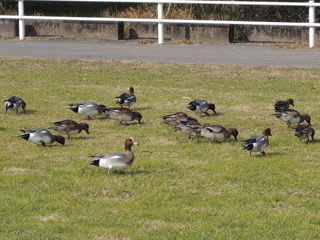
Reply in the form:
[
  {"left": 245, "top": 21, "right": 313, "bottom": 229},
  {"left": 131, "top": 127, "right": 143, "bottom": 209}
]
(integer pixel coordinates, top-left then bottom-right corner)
[{"left": 261, "top": 151, "right": 266, "bottom": 155}]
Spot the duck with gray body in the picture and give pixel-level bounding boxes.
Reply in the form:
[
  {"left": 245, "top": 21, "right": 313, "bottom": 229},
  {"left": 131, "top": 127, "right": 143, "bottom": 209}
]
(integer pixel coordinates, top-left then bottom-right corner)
[
  {"left": 273, "top": 109, "right": 311, "bottom": 128},
  {"left": 294, "top": 125, "right": 315, "bottom": 144},
  {"left": 68, "top": 102, "right": 106, "bottom": 119},
  {"left": 49, "top": 119, "right": 89, "bottom": 139},
  {"left": 243, "top": 128, "right": 272, "bottom": 155},
  {"left": 89, "top": 137, "right": 138, "bottom": 174},
  {"left": 115, "top": 87, "right": 136, "bottom": 109},
  {"left": 274, "top": 98, "right": 294, "bottom": 112},
  {"left": 5, "top": 96, "right": 26, "bottom": 113},
  {"left": 188, "top": 99, "right": 216, "bottom": 115},
  {"left": 200, "top": 124, "right": 238, "bottom": 142},
  {"left": 105, "top": 108, "right": 142, "bottom": 125},
  {"left": 19, "top": 128, "right": 65, "bottom": 146}
]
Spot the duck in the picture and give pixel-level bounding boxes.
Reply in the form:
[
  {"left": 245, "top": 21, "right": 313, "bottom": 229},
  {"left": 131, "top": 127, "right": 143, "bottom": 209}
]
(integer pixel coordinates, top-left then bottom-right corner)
[
  {"left": 274, "top": 98, "right": 294, "bottom": 112},
  {"left": 49, "top": 119, "right": 89, "bottom": 139},
  {"left": 162, "top": 112, "right": 200, "bottom": 126},
  {"left": 115, "top": 87, "right": 136, "bottom": 108},
  {"left": 105, "top": 108, "right": 142, "bottom": 125},
  {"left": 19, "top": 128, "right": 65, "bottom": 146},
  {"left": 4, "top": 96, "right": 26, "bottom": 113},
  {"left": 273, "top": 109, "right": 311, "bottom": 128},
  {"left": 199, "top": 124, "right": 238, "bottom": 142},
  {"left": 68, "top": 102, "right": 106, "bottom": 120},
  {"left": 174, "top": 123, "right": 202, "bottom": 138},
  {"left": 187, "top": 99, "right": 216, "bottom": 115},
  {"left": 243, "top": 128, "right": 272, "bottom": 155},
  {"left": 89, "top": 137, "right": 138, "bottom": 174},
  {"left": 294, "top": 125, "right": 315, "bottom": 144}
]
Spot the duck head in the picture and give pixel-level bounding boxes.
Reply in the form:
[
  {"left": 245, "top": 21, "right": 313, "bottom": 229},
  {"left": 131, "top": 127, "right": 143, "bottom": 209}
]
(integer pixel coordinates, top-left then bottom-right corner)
[
  {"left": 262, "top": 128, "right": 272, "bottom": 137},
  {"left": 54, "top": 135, "right": 65, "bottom": 145},
  {"left": 125, "top": 137, "right": 139, "bottom": 151},
  {"left": 302, "top": 114, "right": 311, "bottom": 126},
  {"left": 133, "top": 112, "right": 142, "bottom": 124},
  {"left": 287, "top": 98, "right": 294, "bottom": 106},
  {"left": 228, "top": 128, "right": 239, "bottom": 141},
  {"left": 129, "top": 87, "right": 134, "bottom": 94},
  {"left": 80, "top": 122, "right": 90, "bottom": 134},
  {"left": 208, "top": 103, "right": 216, "bottom": 114}
]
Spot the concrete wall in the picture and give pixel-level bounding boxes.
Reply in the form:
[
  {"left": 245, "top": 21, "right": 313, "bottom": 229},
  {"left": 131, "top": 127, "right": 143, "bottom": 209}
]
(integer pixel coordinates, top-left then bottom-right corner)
[
  {"left": 24, "top": 20, "right": 124, "bottom": 40},
  {"left": 0, "top": 20, "right": 16, "bottom": 39},
  {"left": 129, "top": 23, "right": 231, "bottom": 43},
  {"left": 0, "top": 19, "right": 318, "bottom": 45},
  {"left": 240, "top": 26, "right": 320, "bottom": 43}
]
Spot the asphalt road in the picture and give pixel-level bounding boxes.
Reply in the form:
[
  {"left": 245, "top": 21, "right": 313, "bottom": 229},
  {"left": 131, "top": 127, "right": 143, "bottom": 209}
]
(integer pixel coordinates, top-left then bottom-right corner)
[{"left": 0, "top": 39, "right": 319, "bottom": 67}]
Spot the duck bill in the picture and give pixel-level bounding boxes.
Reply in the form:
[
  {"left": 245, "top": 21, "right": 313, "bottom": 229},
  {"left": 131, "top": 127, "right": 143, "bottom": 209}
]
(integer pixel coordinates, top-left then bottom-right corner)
[{"left": 133, "top": 142, "right": 139, "bottom": 146}]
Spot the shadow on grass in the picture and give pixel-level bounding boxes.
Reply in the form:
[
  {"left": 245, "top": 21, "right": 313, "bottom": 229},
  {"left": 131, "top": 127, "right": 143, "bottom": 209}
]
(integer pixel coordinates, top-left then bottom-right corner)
[
  {"left": 83, "top": 167, "right": 177, "bottom": 176},
  {"left": 67, "top": 135, "right": 96, "bottom": 140},
  {"left": 119, "top": 168, "right": 177, "bottom": 175},
  {"left": 0, "top": 127, "right": 5, "bottom": 131},
  {"left": 253, "top": 151, "right": 285, "bottom": 158},
  {"left": 45, "top": 144, "right": 67, "bottom": 147},
  {"left": 302, "top": 139, "right": 320, "bottom": 144},
  {"left": 21, "top": 109, "right": 37, "bottom": 115},
  {"left": 120, "top": 122, "right": 144, "bottom": 126},
  {"left": 131, "top": 107, "right": 152, "bottom": 111},
  {"left": 199, "top": 112, "right": 224, "bottom": 117}
]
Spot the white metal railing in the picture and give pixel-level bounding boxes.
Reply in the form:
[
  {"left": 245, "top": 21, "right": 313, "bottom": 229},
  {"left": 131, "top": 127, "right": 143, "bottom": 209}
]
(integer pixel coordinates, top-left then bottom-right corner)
[{"left": 0, "top": 0, "right": 319, "bottom": 47}]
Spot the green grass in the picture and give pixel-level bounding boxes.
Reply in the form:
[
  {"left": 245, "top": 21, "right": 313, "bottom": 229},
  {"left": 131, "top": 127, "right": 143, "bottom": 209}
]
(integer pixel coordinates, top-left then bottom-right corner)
[{"left": 0, "top": 57, "right": 320, "bottom": 240}]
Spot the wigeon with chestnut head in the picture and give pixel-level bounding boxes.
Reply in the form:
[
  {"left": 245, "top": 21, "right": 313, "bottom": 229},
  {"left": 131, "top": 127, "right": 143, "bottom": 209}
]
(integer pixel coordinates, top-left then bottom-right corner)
[
  {"left": 243, "top": 128, "right": 272, "bottom": 155},
  {"left": 89, "top": 137, "right": 138, "bottom": 174},
  {"left": 115, "top": 87, "right": 136, "bottom": 109}
]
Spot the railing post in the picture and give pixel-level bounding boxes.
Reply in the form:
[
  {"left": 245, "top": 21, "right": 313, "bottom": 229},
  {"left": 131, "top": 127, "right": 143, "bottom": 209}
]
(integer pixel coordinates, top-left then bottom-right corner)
[
  {"left": 309, "top": 0, "right": 315, "bottom": 48},
  {"left": 157, "top": 2, "right": 164, "bottom": 44},
  {"left": 18, "top": 0, "right": 25, "bottom": 40}
]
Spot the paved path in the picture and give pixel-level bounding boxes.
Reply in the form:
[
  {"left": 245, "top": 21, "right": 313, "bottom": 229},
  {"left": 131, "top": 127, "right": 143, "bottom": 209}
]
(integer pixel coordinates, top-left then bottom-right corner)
[{"left": 0, "top": 39, "right": 319, "bottom": 67}]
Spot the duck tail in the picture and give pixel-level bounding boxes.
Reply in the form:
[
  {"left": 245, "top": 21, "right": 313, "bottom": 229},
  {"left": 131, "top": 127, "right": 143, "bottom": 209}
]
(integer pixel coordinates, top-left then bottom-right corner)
[
  {"left": 19, "top": 133, "right": 29, "bottom": 141},
  {"left": 243, "top": 143, "right": 253, "bottom": 151},
  {"left": 187, "top": 104, "right": 196, "bottom": 111},
  {"left": 89, "top": 159, "right": 100, "bottom": 166},
  {"left": 68, "top": 105, "right": 78, "bottom": 113}
]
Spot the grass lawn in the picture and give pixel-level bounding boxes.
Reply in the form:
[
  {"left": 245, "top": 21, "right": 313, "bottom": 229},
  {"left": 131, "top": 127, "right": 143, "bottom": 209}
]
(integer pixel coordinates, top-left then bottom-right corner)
[{"left": 0, "top": 57, "right": 320, "bottom": 240}]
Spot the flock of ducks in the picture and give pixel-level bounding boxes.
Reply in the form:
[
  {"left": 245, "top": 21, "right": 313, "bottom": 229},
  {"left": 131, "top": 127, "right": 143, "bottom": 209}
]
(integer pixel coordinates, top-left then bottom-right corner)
[{"left": 4, "top": 91, "right": 316, "bottom": 174}]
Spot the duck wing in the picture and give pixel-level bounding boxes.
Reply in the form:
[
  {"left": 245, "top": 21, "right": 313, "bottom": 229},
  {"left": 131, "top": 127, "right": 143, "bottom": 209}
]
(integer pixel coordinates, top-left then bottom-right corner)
[{"left": 202, "top": 124, "right": 226, "bottom": 133}]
